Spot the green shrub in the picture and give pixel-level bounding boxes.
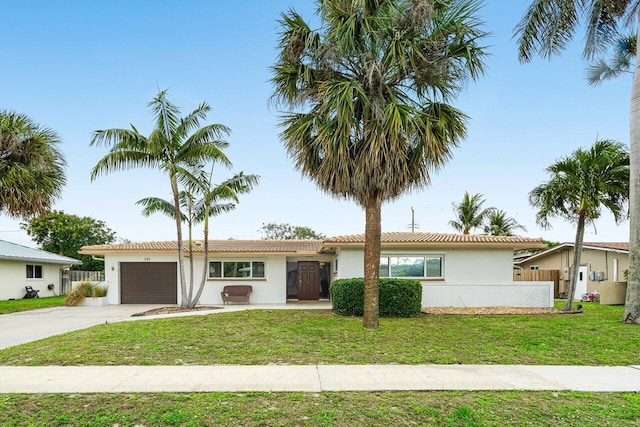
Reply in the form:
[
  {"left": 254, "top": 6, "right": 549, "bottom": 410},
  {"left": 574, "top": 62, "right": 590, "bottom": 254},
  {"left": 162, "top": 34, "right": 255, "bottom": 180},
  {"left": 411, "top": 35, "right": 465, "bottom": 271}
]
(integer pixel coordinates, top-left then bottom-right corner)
[
  {"left": 64, "top": 282, "right": 108, "bottom": 306},
  {"left": 330, "top": 278, "right": 422, "bottom": 317}
]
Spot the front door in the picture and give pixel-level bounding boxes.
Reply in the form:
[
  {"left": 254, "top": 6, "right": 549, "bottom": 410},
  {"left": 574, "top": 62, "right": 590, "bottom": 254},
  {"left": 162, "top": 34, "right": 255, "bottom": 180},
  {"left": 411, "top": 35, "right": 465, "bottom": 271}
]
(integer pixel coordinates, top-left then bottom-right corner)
[
  {"left": 574, "top": 265, "right": 588, "bottom": 299},
  {"left": 297, "top": 261, "right": 320, "bottom": 300}
]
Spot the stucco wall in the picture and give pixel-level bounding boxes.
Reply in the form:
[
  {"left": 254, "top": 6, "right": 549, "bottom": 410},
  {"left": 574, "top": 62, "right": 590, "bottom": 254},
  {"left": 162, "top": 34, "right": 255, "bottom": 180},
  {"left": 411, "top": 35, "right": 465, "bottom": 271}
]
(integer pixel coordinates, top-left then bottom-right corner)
[
  {"left": 196, "top": 254, "right": 288, "bottom": 304},
  {"left": 334, "top": 247, "right": 552, "bottom": 308},
  {"left": 519, "top": 247, "right": 629, "bottom": 293},
  {"left": 335, "top": 248, "right": 363, "bottom": 279},
  {"left": 0, "top": 260, "right": 62, "bottom": 300},
  {"left": 336, "top": 247, "right": 515, "bottom": 283},
  {"left": 422, "top": 281, "right": 553, "bottom": 307},
  {"left": 103, "top": 253, "right": 290, "bottom": 305}
]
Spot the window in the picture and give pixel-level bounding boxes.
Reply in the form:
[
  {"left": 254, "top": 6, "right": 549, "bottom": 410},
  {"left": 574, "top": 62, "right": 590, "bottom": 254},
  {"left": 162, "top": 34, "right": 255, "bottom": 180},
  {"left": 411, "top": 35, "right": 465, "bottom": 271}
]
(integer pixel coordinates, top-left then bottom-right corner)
[
  {"left": 529, "top": 265, "right": 540, "bottom": 271},
  {"left": 209, "top": 261, "right": 265, "bottom": 279},
  {"left": 26, "top": 264, "right": 43, "bottom": 279},
  {"left": 379, "top": 255, "right": 443, "bottom": 279}
]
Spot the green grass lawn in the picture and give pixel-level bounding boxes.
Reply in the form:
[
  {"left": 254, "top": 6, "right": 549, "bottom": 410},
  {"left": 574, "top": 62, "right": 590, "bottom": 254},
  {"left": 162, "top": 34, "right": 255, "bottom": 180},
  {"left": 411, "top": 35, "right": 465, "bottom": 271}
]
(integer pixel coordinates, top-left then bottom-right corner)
[
  {"left": 0, "top": 296, "right": 65, "bottom": 315},
  {"left": 1, "top": 391, "right": 639, "bottom": 426},
  {"left": 1, "top": 302, "right": 638, "bottom": 366}
]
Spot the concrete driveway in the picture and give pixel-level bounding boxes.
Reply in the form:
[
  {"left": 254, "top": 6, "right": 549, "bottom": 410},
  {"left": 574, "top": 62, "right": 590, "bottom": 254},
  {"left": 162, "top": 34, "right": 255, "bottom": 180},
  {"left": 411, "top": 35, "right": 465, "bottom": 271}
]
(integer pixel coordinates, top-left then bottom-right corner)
[{"left": 0, "top": 305, "right": 167, "bottom": 350}]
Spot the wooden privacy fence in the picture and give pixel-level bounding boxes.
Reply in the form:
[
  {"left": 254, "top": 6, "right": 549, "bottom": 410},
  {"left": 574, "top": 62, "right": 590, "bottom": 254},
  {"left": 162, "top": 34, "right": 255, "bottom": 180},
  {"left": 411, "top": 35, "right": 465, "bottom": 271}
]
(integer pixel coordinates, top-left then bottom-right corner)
[{"left": 513, "top": 269, "right": 560, "bottom": 297}]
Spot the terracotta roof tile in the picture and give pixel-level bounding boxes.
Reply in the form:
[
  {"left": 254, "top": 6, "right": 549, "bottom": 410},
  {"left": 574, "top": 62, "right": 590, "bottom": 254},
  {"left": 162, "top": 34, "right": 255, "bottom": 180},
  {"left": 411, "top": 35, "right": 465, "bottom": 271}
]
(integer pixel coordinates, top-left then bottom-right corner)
[
  {"left": 80, "top": 239, "right": 324, "bottom": 254},
  {"left": 324, "top": 232, "right": 545, "bottom": 247},
  {"left": 582, "top": 242, "right": 629, "bottom": 252},
  {"left": 81, "top": 232, "right": 546, "bottom": 255}
]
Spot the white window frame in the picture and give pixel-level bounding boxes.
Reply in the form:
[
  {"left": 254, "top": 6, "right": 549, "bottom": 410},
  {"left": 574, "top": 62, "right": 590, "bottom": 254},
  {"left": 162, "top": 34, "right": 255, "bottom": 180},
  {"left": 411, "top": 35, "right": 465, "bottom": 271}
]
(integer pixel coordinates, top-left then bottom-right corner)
[
  {"left": 379, "top": 255, "right": 444, "bottom": 279},
  {"left": 26, "top": 264, "right": 43, "bottom": 280},
  {"left": 208, "top": 260, "right": 266, "bottom": 280}
]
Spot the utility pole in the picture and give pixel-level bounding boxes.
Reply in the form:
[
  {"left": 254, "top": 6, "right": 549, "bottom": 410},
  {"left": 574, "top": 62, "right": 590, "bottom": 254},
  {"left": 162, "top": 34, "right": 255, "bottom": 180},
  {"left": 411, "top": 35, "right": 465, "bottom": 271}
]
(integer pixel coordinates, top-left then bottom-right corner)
[{"left": 408, "top": 207, "right": 419, "bottom": 232}]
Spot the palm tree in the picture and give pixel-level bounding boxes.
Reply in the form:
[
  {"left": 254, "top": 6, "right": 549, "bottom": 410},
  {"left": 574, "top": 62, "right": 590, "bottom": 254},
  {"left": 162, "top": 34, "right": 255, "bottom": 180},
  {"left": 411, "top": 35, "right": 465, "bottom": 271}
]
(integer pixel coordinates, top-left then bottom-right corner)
[
  {"left": 271, "top": 0, "right": 487, "bottom": 330},
  {"left": 90, "top": 90, "right": 231, "bottom": 308},
  {"left": 514, "top": 0, "right": 640, "bottom": 323},
  {"left": 483, "top": 209, "right": 527, "bottom": 236},
  {"left": 137, "top": 170, "right": 259, "bottom": 307},
  {"left": 586, "top": 34, "right": 636, "bottom": 86},
  {"left": 137, "top": 190, "right": 202, "bottom": 305},
  {"left": 529, "top": 139, "right": 629, "bottom": 311},
  {"left": 0, "top": 110, "right": 66, "bottom": 218},
  {"left": 449, "top": 192, "right": 492, "bottom": 234}
]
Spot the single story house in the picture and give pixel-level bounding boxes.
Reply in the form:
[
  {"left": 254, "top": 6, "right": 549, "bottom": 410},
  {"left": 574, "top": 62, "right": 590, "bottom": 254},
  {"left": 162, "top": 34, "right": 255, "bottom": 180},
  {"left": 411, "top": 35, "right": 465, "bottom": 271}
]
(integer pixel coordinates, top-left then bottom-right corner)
[
  {"left": 515, "top": 242, "right": 629, "bottom": 298},
  {"left": 0, "top": 239, "right": 82, "bottom": 300},
  {"left": 80, "top": 232, "right": 551, "bottom": 308}
]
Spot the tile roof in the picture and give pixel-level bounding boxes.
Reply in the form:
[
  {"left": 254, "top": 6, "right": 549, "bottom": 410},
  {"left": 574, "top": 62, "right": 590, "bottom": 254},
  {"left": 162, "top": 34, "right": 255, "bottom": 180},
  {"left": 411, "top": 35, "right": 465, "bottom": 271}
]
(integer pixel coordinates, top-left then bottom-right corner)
[
  {"left": 0, "top": 240, "right": 82, "bottom": 264},
  {"left": 81, "top": 233, "right": 546, "bottom": 255},
  {"left": 324, "top": 232, "right": 545, "bottom": 248},
  {"left": 582, "top": 242, "right": 629, "bottom": 252},
  {"left": 80, "top": 239, "right": 324, "bottom": 255},
  {"left": 514, "top": 241, "right": 629, "bottom": 264}
]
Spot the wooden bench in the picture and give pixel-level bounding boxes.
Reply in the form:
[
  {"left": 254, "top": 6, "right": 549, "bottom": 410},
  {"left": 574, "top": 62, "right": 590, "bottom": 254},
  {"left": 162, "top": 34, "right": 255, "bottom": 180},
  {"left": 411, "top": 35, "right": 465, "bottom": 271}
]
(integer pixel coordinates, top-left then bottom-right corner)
[{"left": 221, "top": 285, "right": 252, "bottom": 305}]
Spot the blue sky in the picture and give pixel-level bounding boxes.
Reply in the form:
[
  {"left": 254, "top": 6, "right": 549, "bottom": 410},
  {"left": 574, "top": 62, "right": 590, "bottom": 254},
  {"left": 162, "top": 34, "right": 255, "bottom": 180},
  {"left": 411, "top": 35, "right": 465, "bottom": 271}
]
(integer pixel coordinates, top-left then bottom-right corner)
[{"left": 0, "top": 1, "right": 633, "bottom": 246}]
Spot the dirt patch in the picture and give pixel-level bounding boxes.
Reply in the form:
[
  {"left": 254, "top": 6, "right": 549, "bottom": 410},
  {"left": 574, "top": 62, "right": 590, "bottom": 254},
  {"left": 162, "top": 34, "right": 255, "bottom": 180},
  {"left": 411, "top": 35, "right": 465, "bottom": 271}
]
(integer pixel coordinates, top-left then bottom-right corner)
[
  {"left": 131, "top": 306, "right": 223, "bottom": 317},
  {"left": 421, "top": 307, "right": 581, "bottom": 315}
]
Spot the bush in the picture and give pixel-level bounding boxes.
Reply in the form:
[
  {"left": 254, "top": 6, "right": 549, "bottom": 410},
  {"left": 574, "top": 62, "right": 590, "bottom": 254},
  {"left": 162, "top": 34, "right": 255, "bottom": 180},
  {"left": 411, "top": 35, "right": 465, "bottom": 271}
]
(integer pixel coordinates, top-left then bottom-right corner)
[
  {"left": 330, "top": 278, "right": 422, "bottom": 317},
  {"left": 64, "top": 282, "right": 108, "bottom": 306}
]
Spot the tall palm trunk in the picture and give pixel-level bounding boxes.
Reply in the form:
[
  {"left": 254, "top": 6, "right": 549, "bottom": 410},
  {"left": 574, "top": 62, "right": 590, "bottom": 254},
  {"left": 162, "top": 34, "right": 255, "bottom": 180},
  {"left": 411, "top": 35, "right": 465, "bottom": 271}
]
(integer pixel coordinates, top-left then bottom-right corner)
[
  {"left": 192, "top": 207, "right": 210, "bottom": 308},
  {"left": 623, "top": 11, "right": 640, "bottom": 324},
  {"left": 171, "top": 176, "right": 188, "bottom": 308},
  {"left": 565, "top": 212, "right": 587, "bottom": 311},
  {"left": 186, "top": 222, "right": 194, "bottom": 304},
  {"left": 186, "top": 198, "right": 195, "bottom": 304},
  {"left": 363, "top": 195, "right": 382, "bottom": 330}
]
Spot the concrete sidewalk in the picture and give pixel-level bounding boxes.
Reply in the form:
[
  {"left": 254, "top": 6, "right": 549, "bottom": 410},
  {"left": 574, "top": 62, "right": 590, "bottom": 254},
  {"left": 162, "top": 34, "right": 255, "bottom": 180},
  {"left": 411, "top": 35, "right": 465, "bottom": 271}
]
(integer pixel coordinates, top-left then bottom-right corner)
[{"left": 1, "top": 364, "right": 639, "bottom": 393}]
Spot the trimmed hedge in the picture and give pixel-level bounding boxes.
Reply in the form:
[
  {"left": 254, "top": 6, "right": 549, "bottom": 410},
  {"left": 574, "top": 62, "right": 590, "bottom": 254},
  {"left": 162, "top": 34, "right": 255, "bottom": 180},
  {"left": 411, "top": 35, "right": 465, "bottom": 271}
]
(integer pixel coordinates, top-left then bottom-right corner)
[{"left": 330, "top": 278, "right": 422, "bottom": 317}]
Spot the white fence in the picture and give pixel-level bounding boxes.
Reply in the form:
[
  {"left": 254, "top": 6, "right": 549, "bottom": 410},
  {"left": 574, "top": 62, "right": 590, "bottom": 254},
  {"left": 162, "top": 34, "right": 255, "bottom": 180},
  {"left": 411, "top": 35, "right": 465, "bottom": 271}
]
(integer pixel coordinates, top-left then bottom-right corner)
[{"left": 421, "top": 281, "right": 554, "bottom": 308}]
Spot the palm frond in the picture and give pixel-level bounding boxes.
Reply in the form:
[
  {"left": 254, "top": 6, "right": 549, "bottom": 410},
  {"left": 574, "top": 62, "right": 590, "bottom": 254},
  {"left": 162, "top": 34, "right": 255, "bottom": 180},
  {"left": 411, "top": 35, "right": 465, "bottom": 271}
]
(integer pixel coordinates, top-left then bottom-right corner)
[{"left": 515, "top": 0, "right": 580, "bottom": 62}]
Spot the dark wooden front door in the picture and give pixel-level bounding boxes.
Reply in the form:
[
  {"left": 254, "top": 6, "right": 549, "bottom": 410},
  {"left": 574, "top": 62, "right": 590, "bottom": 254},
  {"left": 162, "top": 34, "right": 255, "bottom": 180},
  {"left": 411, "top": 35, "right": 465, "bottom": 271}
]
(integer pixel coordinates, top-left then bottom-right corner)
[{"left": 297, "top": 261, "right": 320, "bottom": 300}]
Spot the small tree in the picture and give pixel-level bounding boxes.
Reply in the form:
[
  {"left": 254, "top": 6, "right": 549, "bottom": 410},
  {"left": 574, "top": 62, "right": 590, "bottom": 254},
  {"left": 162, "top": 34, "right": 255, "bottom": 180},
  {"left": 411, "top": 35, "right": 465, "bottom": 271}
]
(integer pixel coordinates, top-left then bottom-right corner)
[
  {"left": 138, "top": 170, "right": 259, "bottom": 308},
  {"left": 21, "top": 211, "right": 116, "bottom": 270},
  {"left": 259, "top": 223, "right": 325, "bottom": 240},
  {"left": 91, "top": 90, "right": 231, "bottom": 308},
  {"left": 529, "top": 139, "right": 629, "bottom": 311}
]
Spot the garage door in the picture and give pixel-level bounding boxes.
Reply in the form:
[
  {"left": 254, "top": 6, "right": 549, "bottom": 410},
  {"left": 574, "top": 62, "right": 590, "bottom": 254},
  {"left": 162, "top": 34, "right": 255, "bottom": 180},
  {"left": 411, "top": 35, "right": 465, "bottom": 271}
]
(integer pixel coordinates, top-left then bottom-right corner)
[{"left": 120, "top": 262, "right": 177, "bottom": 304}]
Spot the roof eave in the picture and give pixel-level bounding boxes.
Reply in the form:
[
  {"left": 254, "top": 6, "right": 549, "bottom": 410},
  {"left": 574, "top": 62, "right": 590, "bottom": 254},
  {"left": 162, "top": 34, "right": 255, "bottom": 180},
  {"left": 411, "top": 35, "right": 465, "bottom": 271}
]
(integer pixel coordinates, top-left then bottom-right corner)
[
  {"left": 0, "top": 255, "right": 82, "bottom": 265},
  {"left": 325, "top": 242, "right": 546, "bottom": 250},
  {"left": 79, "top": 249, "right": 325, "bottom": 257}
]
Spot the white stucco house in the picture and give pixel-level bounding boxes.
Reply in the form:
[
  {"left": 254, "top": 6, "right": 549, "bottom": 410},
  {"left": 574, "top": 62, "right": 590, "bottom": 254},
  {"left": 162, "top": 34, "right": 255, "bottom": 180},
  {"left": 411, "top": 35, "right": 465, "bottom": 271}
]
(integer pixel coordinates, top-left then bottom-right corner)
[
  {"left": 79, "top": 232, "right": 552, "bottom": 307},
  {"left": 0, "top": 239, "right": 82, "bottom": 300}
]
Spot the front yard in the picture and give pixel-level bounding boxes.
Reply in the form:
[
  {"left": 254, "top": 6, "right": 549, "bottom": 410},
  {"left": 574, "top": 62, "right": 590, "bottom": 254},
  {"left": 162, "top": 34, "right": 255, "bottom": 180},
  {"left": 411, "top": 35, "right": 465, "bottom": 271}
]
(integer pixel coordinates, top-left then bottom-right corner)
[
  {"left": 0, "top": 296, "right": 65, "bottom": 315},
  {"left": 1, "top": 302, "right": 639, "bottom": 425},
  {"left": 2, "top": 390, "right": 639, "bottom": 427},
  {"left": 0, "top": 302, "right": 638, "bottom": 366}
]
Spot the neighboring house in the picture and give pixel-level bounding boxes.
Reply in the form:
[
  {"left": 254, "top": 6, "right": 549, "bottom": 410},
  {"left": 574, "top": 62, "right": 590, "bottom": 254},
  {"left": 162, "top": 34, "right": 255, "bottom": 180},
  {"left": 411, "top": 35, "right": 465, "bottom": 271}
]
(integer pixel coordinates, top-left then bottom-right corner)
[
  {"left": 80, "top": 232, "right": 551, "bottom": 308},
  {"left": 0, "top": 239, "right": 82, "bottom": 300},
  {"left": 515, "top": 242, "right": 629, "bottom": 298}
]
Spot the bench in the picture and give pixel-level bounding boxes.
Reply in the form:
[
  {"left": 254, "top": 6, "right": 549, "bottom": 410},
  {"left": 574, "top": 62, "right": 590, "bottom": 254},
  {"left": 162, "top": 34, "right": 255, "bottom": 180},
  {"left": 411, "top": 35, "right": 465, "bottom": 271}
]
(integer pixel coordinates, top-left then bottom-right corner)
[{"left": 221, "top": 285, "right": 252, "bottom": 305}]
